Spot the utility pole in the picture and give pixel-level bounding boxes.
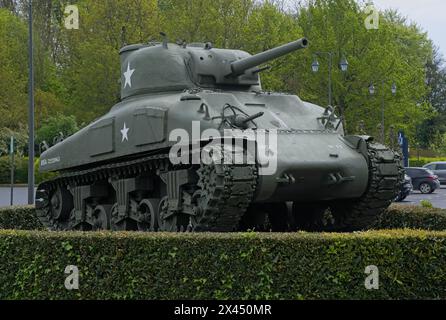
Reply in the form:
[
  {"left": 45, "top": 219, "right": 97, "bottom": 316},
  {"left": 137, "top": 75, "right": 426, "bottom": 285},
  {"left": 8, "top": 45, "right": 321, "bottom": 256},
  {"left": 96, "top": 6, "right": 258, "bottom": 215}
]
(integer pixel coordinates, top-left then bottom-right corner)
[
  {"left": 381, "top": 80, "right": 385, "bottom": 143},
  {"left": 368, "top": 80, "right": 397, "bottom": 144},
  {"left": 28, "top": 0, "right": 35, "bottom": 204},
  {"left": 328, "top": 52, "right": 333, "bottom": 107},
  {"left": 10, "top": 137, "right": 15, "bottom": 206}
]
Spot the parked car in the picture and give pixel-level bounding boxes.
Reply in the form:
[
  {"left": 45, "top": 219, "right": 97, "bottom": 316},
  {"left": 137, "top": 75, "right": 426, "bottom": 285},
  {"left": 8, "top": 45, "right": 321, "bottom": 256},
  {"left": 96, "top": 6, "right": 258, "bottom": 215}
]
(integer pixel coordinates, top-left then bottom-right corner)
[
  {"left": 423, "top": 162, "right": 446, "bottom": 184},
  {"left": 405, "top": 167, "right": 440, "bottom": 194},
  {"left": 395, "top": 174, "right": 413, "bottom": 202}
]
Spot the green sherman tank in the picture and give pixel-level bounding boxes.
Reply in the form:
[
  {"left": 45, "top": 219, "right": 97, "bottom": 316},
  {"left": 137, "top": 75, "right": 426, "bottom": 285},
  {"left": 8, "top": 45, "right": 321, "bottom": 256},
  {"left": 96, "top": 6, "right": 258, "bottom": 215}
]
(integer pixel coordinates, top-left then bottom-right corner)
[{"left": 36, "top": 37, "right": 403, "bottom": 232}]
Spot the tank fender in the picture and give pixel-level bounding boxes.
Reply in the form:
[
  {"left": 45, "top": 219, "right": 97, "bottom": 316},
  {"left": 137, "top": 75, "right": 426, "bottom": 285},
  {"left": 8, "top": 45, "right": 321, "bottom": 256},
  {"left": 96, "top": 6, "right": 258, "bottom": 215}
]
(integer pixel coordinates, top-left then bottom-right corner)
[{"left": 342, "top": 135, "right": 374, "bottom": 164}]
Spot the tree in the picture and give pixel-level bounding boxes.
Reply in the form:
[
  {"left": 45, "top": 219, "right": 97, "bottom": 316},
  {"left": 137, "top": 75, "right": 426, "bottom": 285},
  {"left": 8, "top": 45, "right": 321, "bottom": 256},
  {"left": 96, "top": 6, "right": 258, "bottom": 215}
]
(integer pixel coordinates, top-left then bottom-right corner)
[
  {"left": 0, "top": 0, "right": 441, "bottom": 151},
  {"left": 416, "top": 46, "right": 446, "bottom": 149},
  {"left": 0, "top": 9, "right": 29, "bottom": 129},
  {"left": 36, "top": 114, "right": 79, "bottom": 147},
  {"left": 288, "top": 0, "right": 432, "bottom": 142}
]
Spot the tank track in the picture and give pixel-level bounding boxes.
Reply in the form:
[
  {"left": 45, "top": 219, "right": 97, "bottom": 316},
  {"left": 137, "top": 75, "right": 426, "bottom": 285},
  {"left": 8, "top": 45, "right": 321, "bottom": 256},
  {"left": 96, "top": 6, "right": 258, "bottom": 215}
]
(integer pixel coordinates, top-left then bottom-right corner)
[
  {"left": 36, "top": 152, "right": 258, "bottom": 232},
  {"left": 330, "top": 141, "right": 404, "bottom": 231},
  {"left": 195, "top": 164, "right": 258, "bottom": 232}
]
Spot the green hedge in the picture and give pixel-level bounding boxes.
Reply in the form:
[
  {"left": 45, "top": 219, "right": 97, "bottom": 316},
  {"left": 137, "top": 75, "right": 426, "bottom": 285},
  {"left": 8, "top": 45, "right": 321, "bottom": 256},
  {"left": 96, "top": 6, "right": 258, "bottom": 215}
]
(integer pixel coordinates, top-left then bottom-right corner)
[
  {"left": 0, "top": 229, "right": 445, "bottom": 300},
  {"left": 1, "top": 206, "right": 446, "bottom": 299},
  {"left": 409, "top": 157, "right": 446, "bottom": 168},
  {"left": 0, "top": 206, "right": 43, "bottom": 230},
  {"left": 375, "top": 204, "right": 446, "bottom": 231}
]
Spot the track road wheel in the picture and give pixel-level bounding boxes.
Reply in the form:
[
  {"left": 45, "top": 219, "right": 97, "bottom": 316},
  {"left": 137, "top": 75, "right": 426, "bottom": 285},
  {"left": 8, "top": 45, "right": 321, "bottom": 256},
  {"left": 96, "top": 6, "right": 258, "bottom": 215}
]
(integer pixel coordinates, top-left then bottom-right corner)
[
  {"left": 111, "top": 204, "right": 137, "bottom": 231},
  {"left": 136, "top": 199, "right": 159, "bottom": 232},
  {"left": 92, "top": 205, "right": 112, "bottom": 231},
  {"left": 69, "top": 208, "right": 92, "bottom": 231},
  {"left": 159, "top": 197, "right": 190, "bottom": 232}
]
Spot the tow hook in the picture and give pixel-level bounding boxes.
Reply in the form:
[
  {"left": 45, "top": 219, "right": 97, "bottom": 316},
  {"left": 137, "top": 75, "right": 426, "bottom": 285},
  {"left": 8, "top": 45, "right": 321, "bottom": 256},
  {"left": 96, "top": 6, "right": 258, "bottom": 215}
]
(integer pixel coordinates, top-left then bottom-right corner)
[
  {"left": 276, "top": 173, "right": 296, "bottom": 185},
  {"left": 326, "top": 173, "right": 356, "bottom": 186}
]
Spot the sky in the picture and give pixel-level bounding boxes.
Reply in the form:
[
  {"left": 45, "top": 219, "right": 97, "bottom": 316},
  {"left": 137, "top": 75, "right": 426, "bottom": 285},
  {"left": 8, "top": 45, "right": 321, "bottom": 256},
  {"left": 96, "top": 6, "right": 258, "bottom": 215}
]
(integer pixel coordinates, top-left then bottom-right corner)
[{"left": 372, "top": 0, "right": 446, "bottom": 57}]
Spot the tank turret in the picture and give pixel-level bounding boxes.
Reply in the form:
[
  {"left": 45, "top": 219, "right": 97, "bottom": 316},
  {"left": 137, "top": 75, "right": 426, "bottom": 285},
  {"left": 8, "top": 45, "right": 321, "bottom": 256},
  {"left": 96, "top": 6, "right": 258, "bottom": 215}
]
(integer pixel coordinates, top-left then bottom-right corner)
[{"left": 118, "top": 38, "right": 308, "bottom": 99}]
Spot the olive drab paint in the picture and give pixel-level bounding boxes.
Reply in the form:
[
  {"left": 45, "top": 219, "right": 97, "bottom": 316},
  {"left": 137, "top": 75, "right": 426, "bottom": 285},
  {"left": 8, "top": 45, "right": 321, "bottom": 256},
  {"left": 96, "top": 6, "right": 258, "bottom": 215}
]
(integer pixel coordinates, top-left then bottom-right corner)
[{"left": 36, "top": 37, "right": 402, "bottom": 233}]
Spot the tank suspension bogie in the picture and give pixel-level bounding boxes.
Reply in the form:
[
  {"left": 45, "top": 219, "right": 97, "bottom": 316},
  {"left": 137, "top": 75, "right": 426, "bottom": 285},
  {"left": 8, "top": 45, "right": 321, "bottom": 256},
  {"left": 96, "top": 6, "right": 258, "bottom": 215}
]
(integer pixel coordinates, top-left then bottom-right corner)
[{"left": 36, "top": 147, "right": 258, "bottom": 233}]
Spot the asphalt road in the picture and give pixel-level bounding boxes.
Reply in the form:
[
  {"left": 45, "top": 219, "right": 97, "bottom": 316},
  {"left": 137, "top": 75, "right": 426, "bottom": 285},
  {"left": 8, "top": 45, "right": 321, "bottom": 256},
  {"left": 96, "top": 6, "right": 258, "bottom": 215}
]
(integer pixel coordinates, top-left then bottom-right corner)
[
  {"left": 1, "top": 186, "right": 446, "bottom": 209},
  {"left": 396, "top": 186, "right": 446, "bottom": 209}
]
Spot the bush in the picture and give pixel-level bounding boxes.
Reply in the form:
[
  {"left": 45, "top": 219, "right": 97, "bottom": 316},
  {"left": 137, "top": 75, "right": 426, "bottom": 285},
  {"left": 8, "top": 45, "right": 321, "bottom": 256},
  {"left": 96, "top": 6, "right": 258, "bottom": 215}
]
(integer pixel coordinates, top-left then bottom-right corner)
[
  {"left": 375, "top": 204, "right": 446, "bottom": 231},
  {"left": 420, "top": 200, "right": 434, "bottom": 209},
  {"left": 1, "top": 205, "right": 446, "bottom": 299},
  {"left": 0, "top": 229, "right": 445, "bottom": 300},
  {"left": 0, "top": 206, "right": 43, "bottom": 230},
  {"left": 409, "top": 157, "right": 446, "bottom": 167}
]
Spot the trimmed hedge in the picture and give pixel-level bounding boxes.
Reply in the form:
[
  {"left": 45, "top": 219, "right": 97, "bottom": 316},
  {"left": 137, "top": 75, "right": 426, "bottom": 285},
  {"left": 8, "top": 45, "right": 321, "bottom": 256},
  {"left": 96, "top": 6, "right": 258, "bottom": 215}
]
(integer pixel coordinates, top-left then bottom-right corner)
[
  {"left": 375, "top": 204, "right": 446, "bottom": 231},
  {"left": 2, "top": 204, "right": 446, "bottom": 232},
  {"left": 409, "top": 157, "right": 446, "bottom": 168},
  {"left": 0, "top": 206, "right": 43, "bottom": 230},
  {"left": 1, "top": 206, "right": 446, "bottom": 299},
  {"left": 0, "top": 229, "right": 445, "bottom": 300}
]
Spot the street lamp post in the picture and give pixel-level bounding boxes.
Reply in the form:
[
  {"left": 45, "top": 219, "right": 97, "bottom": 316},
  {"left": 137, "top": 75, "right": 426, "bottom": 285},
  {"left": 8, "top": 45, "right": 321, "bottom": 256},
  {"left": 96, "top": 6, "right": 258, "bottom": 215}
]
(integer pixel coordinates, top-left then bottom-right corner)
[
  {"left": 369, "top": 80, "right": 397, "bottom": 143},
  {"left": 28, "top": 0, "right": 35, "bottom": 204},
  {"left": 312, "top": 52, "right": 349, "bottom": 107}
]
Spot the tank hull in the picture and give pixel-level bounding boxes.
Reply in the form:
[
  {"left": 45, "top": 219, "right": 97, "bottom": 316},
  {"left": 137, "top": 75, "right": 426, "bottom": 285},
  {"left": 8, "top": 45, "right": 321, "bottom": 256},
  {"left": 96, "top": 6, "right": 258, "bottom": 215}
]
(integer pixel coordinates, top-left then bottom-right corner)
[{"left": 255, "top": 133, "right": 369, "bottom": 202}]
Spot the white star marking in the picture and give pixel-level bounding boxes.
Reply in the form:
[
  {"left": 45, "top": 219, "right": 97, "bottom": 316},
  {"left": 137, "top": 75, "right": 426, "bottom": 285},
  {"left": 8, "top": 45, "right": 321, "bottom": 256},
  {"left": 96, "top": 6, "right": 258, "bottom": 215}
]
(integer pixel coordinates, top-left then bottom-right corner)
[
  {"left": 123, "top": 63, "right": 135, "bottom": 88},
  {"left": 121, "top": 122, "right": 129, "bottom": 142}
]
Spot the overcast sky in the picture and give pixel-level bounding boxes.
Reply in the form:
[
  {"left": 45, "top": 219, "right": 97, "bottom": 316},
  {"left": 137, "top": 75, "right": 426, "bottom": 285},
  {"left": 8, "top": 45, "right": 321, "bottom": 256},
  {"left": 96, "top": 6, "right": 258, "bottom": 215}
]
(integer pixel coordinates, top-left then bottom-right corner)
[{"left": 372, "top": 0, "right": 446, "bottom": 57}]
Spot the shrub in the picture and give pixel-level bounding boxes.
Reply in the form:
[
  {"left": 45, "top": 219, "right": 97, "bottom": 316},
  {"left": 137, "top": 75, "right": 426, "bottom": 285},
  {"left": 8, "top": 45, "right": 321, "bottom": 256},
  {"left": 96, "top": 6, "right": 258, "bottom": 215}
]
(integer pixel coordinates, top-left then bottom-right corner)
[
  {"left": 375, "top": 204, "right": 446, "bottom": 231},
  {"left": 409, "top": 157, "right": 446, "bottom": 168},
  {"left": 420, "top": 200, "right": 434, "bottom": 209},
  {"left": 1, "top": 205, "right": 445, "bottom": 299},
  {"left": 0, "top": 206, "right": 43, "bottom": 230},
  {"left": 0, "top": 230, "right": 445, "bottom": 300}
]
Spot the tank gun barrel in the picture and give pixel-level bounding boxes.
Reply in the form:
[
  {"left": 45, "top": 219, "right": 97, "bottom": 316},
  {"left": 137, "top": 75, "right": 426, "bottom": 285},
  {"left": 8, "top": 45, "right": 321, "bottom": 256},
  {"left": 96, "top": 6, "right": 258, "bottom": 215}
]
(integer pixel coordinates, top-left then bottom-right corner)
[{"left": 228, "top": 38, "right": 308, "bottom": 77}]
